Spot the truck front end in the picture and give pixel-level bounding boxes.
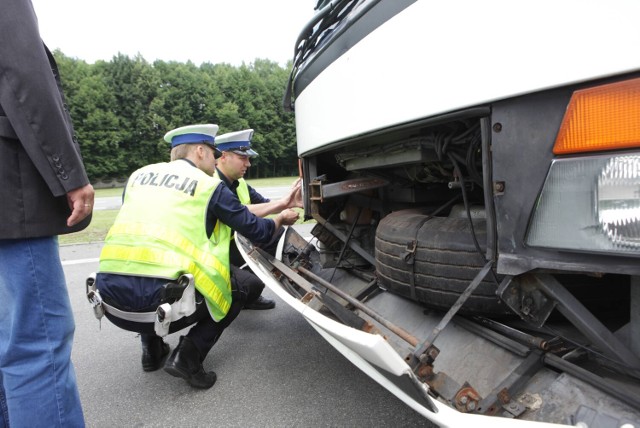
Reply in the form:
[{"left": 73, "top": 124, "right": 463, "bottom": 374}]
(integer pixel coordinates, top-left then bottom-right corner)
[{"left": 239, "top": 1, "right": 640, "bottom": 426}]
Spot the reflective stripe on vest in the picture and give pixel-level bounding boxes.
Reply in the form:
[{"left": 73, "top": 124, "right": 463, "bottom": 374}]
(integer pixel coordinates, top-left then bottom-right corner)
[{"left": 99, "top": 161, "right": 232, "bottom": 321}]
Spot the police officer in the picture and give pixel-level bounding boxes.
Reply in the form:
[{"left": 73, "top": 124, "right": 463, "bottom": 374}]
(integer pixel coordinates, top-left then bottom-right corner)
[
  {"left": 214, "top": 129, "right": 302, "bottom": 310},
  {"left": 95, "top": 124, "right": 299, "bottom": 389}
]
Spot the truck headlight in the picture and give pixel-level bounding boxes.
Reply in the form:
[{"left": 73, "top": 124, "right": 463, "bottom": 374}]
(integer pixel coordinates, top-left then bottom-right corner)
[
  {"left": 597, "top": 155, "right": 640, "bottom": 249},
  {"left": 527, "top": 76, "right": 640, "bottom": 256},
  {"left": 526, "top": 153, "right": 640, "bottom": 255}
]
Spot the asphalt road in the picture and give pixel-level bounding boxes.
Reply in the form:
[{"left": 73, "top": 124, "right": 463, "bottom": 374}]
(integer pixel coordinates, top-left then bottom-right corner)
[{"left": 61, "top": 236, "right": 431, "bottom": 427}]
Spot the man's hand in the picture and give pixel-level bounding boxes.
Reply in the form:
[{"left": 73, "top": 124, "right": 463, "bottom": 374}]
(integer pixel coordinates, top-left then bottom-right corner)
[
  {"left": 291, "top": 177, "right": 303, "bottom": 208},
  {"left": 280, "top": 178, "right": 303, "bottom": 209},
  {"left": 275, "top": 208, "right": 300, "bottom": 228},
  {"left": 66, "top": 183, "right": 95, "bottom": 227}
]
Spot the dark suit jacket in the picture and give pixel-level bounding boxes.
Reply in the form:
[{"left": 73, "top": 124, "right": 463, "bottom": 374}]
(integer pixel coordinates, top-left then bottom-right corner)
[{"left": 0, "top": 0, "right": 91, "bottom": 239}]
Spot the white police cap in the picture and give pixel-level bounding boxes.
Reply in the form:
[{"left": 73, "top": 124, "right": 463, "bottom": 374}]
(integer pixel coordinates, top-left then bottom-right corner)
[
  {"left": 215, "top": 129, "right": 258, "bottom": 157},
  {"left": 164, "top": 124, "right": 219, "bottom": 149}
]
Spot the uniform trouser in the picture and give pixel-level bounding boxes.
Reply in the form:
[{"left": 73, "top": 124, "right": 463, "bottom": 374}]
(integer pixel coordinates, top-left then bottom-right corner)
[
  {"left": 0, "top": 237, "right": 85, "bottom": 428},
  {"left": 106, "top": 265, "right": 258, "bottom": 360},
  {"left": 229, "top": 227, "right": 285, "bottom": 302},
  {"left": 229, "top": 227, "right": 284, "bottom": 267}
]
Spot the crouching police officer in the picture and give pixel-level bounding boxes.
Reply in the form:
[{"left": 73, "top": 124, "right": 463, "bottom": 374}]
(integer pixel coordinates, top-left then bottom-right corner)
[
  {"left": 214, "top": 129, "right": 303, "bottom": 310},
  {"left": 92, "top": 124, "right": 299, "bottom": 389}
]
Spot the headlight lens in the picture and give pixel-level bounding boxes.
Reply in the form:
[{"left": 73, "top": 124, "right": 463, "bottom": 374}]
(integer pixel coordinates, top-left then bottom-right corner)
[
  {"left": 597, "top": 155, "right": 640, "bottom": 249},
  {"left": 526, "top": 153, "right": 640, "bottom": 255}
]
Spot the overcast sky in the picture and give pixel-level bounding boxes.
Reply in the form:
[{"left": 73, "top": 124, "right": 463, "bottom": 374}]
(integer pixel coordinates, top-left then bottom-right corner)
[{"left": 31, "top": 0, "right": 317, "bottom": 66}]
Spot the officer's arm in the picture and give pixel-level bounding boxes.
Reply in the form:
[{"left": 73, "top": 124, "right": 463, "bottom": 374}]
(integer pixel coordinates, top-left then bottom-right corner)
[
  {"left": 209, "top": 185, "right": 276, "bottom": 244},
  {"left": 245, "top": 179, "right": 302, "bottom": 218},
  {"left": 245, "top": 199, "right": 289, "bottom": 218},
  {"left": 248, "top": 185, "right": 270, "bottom": 204}
]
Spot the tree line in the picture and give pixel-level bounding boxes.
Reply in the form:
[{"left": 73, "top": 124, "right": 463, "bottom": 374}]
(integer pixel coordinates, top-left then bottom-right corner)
[{"left": 54, "top": 51, "right": 298, "bottom": 182}]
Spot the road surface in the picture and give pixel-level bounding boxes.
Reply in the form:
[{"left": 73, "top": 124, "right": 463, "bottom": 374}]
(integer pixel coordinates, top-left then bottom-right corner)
[{"left": 60, "top": 228, "right": 432, "bottom": 427}]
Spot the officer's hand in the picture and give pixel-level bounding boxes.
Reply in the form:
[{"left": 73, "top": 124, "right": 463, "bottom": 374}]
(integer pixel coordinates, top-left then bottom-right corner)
[
  {"left": 277, "top": 208, "right": 300, "bottom": 226},
  {"left": 66, "top": 183, "right": 95, "bottom": 227},
  {"left": 292, "top": 186, "right": 303, "bottom": 208},
  {"left": 291, "top": 177, "right": 302, "bottom": 189},
  {"left": 279, "top": 178, "right": 303, "bottom": 209},
  {"left": 291, "top": 178, "right": 303, "bottom": 208}
]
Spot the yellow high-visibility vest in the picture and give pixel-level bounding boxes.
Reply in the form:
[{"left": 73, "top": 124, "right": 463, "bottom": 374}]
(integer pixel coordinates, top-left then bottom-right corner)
[
  {"left": 236, "top": 178, "right": 250, "bottom": 205},
  {"left": 213, "top": 170, "right": 251, "bottom": 205},
  {"left": 99, "top": 160, "right": 232, "bottom": 321},
  {"left": 213, "top": 172, "right": 251, "bottom": 242}
]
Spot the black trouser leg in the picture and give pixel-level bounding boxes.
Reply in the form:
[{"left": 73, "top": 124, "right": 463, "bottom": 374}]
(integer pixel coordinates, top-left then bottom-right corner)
[
  {"left": 232, "top": 264, "right": 264, "bottom": 303},
  {"left": 186, "top": 266, "right": 250, "bottom": 358},
  {"left": 229, "top": 227, "right": 285, "bottom": 267},
  {"left": 256, "top": 227, "right": 285, "bottom": 257},
  {"left": 230, "top": 232, "right": 282, "bottom": 306}
]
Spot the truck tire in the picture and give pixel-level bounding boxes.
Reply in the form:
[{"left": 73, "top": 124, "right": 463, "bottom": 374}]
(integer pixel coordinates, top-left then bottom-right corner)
[{"left": 375, "top": 209, "right": 511, "bottom": 316}]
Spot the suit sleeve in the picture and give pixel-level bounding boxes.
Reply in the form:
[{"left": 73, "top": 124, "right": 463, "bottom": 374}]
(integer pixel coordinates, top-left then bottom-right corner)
[{"left": 0, "top": 0, "right": 90, "bottom": 197}]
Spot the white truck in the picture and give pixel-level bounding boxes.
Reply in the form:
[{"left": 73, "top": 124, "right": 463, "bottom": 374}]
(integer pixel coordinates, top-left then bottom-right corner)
[{"left": 238, "top": 1, "right": 640, "bottom": 426}]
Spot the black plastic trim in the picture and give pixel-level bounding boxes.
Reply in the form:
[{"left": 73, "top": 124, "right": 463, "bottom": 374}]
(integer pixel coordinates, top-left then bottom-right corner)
[{"left": 292, "top": 0, "right": 416, "bottom": 100}]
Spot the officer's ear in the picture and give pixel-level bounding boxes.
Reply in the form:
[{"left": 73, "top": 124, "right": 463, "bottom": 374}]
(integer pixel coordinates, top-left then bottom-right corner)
[{"left": 195, "top": 144, "right": 208, "bottom": 158}]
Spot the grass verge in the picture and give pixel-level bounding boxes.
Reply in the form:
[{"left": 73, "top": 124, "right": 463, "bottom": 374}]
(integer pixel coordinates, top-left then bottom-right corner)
[{"left": 59, "top": 210, "right": 119, "bottom": 245}]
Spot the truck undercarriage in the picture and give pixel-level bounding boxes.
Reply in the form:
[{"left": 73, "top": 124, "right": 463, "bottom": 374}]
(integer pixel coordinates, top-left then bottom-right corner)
[{"left": 239, "top": 102, "right": 640, "bottom": 426}]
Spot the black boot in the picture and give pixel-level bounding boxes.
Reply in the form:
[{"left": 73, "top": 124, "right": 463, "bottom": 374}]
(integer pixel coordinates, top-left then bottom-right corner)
[
  {"left": 164, "top": 336, "right": 217, "bottom": 389},
  {"left": 141, "top": 335, "right": 170, "bottom": 372},
  {"left": 244, "top": 295, "right": 275, "bottom": 310}
]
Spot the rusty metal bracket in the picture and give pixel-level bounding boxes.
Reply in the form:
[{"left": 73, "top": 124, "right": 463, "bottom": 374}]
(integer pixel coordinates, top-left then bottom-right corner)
[
  {"left": 455, "top": 385, "right": 482, "bottom": 413},
  {"left": 497, "top": 275, "right": 556, "bottom": 328},
  {"left": 309, "top": 177, "right": 389, "bottom": 202},
  {"left": 417, "top": 365, "right": 483, "bottom": 414},
  {"left": 502, "top": 400, "right": 527, "bottom": 418}
]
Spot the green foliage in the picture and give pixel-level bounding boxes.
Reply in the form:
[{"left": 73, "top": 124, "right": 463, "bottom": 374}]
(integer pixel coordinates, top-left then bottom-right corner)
[{"left": 55, "top": 53, "right": 297, "bottom": 181}]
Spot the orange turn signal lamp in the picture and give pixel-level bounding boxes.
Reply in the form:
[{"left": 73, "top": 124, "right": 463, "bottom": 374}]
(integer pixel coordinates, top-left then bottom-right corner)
[{"left": 553, "top": 77, "right": 640, "bottom": 155}]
